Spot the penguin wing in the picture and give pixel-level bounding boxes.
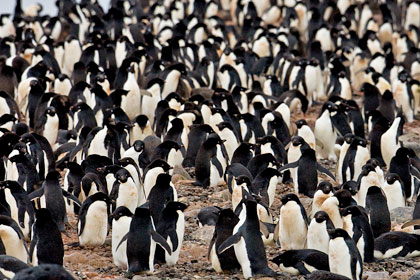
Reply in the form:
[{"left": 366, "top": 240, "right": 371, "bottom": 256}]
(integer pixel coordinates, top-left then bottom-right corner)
[
  {"left": 410, "top": 166, "right": 420, "bottom": 179},
  {"left": 217, "top": 232, "right": 242, "bottom": 254},
  {"left": 16, "top": 197, "right": 33, "bottom": 228},
  {"left": 259, "top": 221, "right": 270, "bottom": 239},
  {"left": 62, "top": 189, "right": 82, "bottom": 206},
  {"left": 316, "top": 163, "right": 336, "bottom": 181},
  {"left": 29, "top": 234, "right": 38, "bottom": 263},
  {"left": 295, "top": 261, "right": 311, "bottom": 275},
  {"left": 27, "top": 187, "right": 45, "bottom": 201},
  {"left": 139, "top": 89, "right": 152, "bottom": 97},
  {"left": 211, "top": 157, "right": 224, "bottom": 177},
  {"left": 115, "top": 232, "right": 128, "bottom": 252},
  {"left": 151, "top": 230, "right": 172, "bottom": 255},
  {"left": 402, "top": 219, "right": 420, "bottom": 229},
  {"left": 277, "top": 160, "right": 299, "bottom": 172},
  {"left": 207, "top": 233, "right": 216, "bottom": 260}
]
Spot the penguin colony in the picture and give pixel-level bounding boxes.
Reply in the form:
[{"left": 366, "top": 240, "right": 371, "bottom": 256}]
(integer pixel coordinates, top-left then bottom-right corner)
[{"left": 0, "top": 0, "right": 418, "bottom": 279}]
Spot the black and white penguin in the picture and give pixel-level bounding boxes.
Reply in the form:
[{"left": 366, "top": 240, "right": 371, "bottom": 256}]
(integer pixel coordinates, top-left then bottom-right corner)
[
  {"left": 321, "top": 189, "right": 356, "bottom": 229},
  {"left": 279, "top": 142, "right": 335, "bottom": 197},
  {"left": 271, "top": 249, "right": 329, "bottom": 276},
  {"left": 78, "top": 192, "right": 111, "bottom": 247},
  {"left": 0, "top": 255, "right": 29, "bottom": 279},
  {"left": 30, "top": 208, "right": 63, "bottom": 266},
  {"left": 314, "top": 101, "right": 338, "bottom": 160},
  {"left": 0, "top": 215, "right": 28, "bottom": 262},
  {"left": 110, "top": 168, "right": 138, "bottom": 213},
  {"left": 155, "top": 201, "right": 187, "bottom": 266},
  {"left": 208, "top": 208, "right": 240, "bottom": 273},
  {"left": 217, "top": 199, "right": 276, "bottom": 279},
  {"left": 131, "top": 115, "right": 154, "bottom": 143},
  {"left": 295, "top": 119, "right": 315, "bottom": 149},
  {"left": 307, "top": 211, "right": 334, "bottom": 254},
  {"left": 143, "top": 159, "right": 172, "bottom": 199},
  {"left": 28, "top": 170, "right": 81, "bottom": 232},
  {"left": 381, "top": 116, "right": 404, "bottom": 167},
  {"left": 111, "top": 206, "right": 132, "bottom": 269},
  {"left": 247, "top": 153, "right": 279, "bottom": 179},
  {"left": 197, "top": 206, "right": 221, "bottom": 227},
  {"left": 374, "top": 231, "right": 420, "bottom": 259},
  {"left": 70, "top": 102, "right": 97, "bottom": 133},
  {"left": 147, "top": 173, "right": 177, "bottom": 226},
  {"left": 251, "top": 168, "right": 281, "bottom": 207},
  {"left": 278, "top": 193, "right": 309, "bottom": 250},
  {"left": 231, "top": 143, "right": 257, "bottom": 168},
  {"left": 341, "top": 206, "right": 375, "bottom": 263},
  {"left": 34, "top": 106, "right": 59, "bottom": 147},
  {"left": 341, "top": 136, "right": 370, "bottom": 183},
  {"left": 116, "top": 207, "right": 172, "bottom": 274},
  {"left": 365, "top": 186, "right": 391, "bottom": 238},
  {"left": 328, "top": 228, "right": 363, "bottom": 280},
  {"left": 382, "top": 173, "right": 406, "bottom": 210},
  {"left": 311, "top": 181, "right": 334, "bottom": 218}
]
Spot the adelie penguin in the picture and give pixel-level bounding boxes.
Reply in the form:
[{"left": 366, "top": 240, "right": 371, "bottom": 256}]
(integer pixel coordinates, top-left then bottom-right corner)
[
  {"left": 110, "top": 168, "right": 138, "bottom": 213},
  {"left": 78, "top": 192, "right": 111, "bottom": 247},
  {"left": 116, "top": 207, "right": 172, "bottom": 275},
  {"left": 208, "top": 208, "right": 240, "bottom": 273},
  {"left": 0, "top": 255, "right": 29, "bottom": 279},
  {"left": 374, "top": 231, "right": 420, "bottom": 259},
  {"left": 311, "top": 181, "right": 333, "bottom": 218},
  {"left": 365, "top": 186, "right": 391, "bottom": 238},
  {"left": 328, "top": 228, "right": 363, "bottom": 280},
  {"left": 218, "top": 199, "right": 276, "bottom": 279},
  {"left": 0, "top": 215, "right": 28, "bottom": 263},
  {"left": 147, "top": 173, "right": 177, "bottom": 226},
  {"left": 111, "top": 206, "right": 133, "bottom": 269},
  {"left": 30, "top": 208, "right": 64, "bottom": 266},
  {"left": 278, "top": 193, "right": 308, "bottom": 250},
  {"left": 279, "top": 142, "right": 335, "bottom": 197},
  {"left": 307, "top": 211, "right": 335, "bottom": 254},
  {"left": 314, "top": 101, "right": 338, "bottom": 160},
  {"left": 271, "top": 249, "right": 329, "bottom": 276},
  {"left": 382, "top": 173, "right": 406, "bottom": 210}
]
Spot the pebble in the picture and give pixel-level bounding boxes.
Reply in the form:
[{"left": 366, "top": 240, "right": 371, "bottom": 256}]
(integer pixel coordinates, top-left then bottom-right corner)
[
  {"left": 190, "top": 225, "right": 214, "bottom": 243},
  {"left": 410, "top": 272, "right": 420, "bottom": 280},
  {"left": 391, "top": 271, "right": 414, "bottom": 280},
  {"left": 390, "top": 207, "right": 414, "bottom": 223},
  {"left": 364, "top": 271, "right": 389, "bottom": 280},
  {"left": 64, "top": 252, "right": 89, "bottom": 264}
]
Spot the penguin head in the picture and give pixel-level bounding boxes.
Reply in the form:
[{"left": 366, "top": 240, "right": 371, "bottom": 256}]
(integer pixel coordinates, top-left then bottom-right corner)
[
  {"left": 164, "top": 201, "right": 188, "bottom": 213},
  {"left": 291, "top": 136, "right": 305, "bottom": 147},
  {"left": 360, "top": 163, "right": 376, "bottom": 176},
  {"left": 70, "top": 102, "right": 90, "bottom": 113},
  {"left": 46, "top": 170, "right": 61, "bottom": 181},
  {"left": 328, "top": 228, "right": 350, "bottom": 240},
  {"left": 343, "top": 133, "right": 354, "bottom": 144},
  {"left": 155, "top": 173, "right": 172, "bottom": 186},
  {"left": 8, "top": 142, "right": 27, "bottom": 161},
  {"left": 341, "top": 181, "right": 358, "bottom": 196},
  {"left": 115, "top": 168, "right": 130, "bottom": 183},
  {"left": 322, "top": 101, "right": 338, "bottom": 114},
  {"left": 235, "top": 175, "right": 252, "bottom": 187},
  {"left": 97, "top": 165, "right": 122, "bottom": 176},
  {"left": 133, "top": 115, "right": 150, "bottom": 129},
  {"left": 395, "top": 147, "right": 410, "bottom": 160},
  {"left": 314, "top": 211, "right": 330, "bottom": 223},
  {"left": 366, "top": 158, "right": 381, "bottom": 168},
  {"left": 334, "top": 189, "right": 354, "bottom": 209},
  {"left": 45, "top": 106, "right": 57, "bottom": 117},
  {"left": 89, "top": 192, "right": 111, "bottom": 205},
  {"left": 216, "top": 121, "right": 234, "bottom": 132},
  {"left": 117, "top": 157, "right": 136, "bottom": 168},
  {"left": 0, "top": 180, "right": 22, "bottom": 192},
  {"left": 317, "top": 181, "right": 333, "bottom": 195},
  {"left": 216, "top": 209, "right": 238, "bottom": 227},
  {"left": 110, "top": 206, "right": 133, "bottom": 221},
  {"left": 340, "top": 205, "right": 364, "bottom": 218},
  {"left": 386, "top": 173, "right": 401, "bottom": 185},
  {"left": 147, "top": 159, "right": 172, "bottom": 172},
  {"left": 12, "top": 123, "right": 29, "bottom": 136},
  {"left": 295, "top": 119, "right": 308, "bottom": 129},
  {"left": 280, "top": 193, "right": 301, "bottom": 206},
  {"left": 132, "top": 140, "right": 145, "bottom": 153}
]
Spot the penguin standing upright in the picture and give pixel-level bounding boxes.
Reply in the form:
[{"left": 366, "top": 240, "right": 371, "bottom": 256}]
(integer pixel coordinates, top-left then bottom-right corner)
[
  {"left": 278, "top": 194, "right": 309, "bottom": 250},
  {"left": 295, "top": 119, "right": 315, "bottom": 149},
  {"left": 34, "top": 106, "right": 59, "bottom": 147},
  {"left": 110, "top": 168, "right": 138, "bottom": 213},
  {"left": 78, "top": 192, "right": 110, "bottom": 247},
  {"left": 0, "top": 215, "right": 28, "bottom": 262},
  {"left": 314, "top": 102, "right": 338, "bottom": 160},
  {"left": 328, "top": 228, "right": 363, "bottom": 280},
  {"left": 365, "top": 186, "right": 391, "bottom": 238},
  {"left": 382, "top": 173, "right": 405, "bottom": 210},
  {"left": 217, "top": 199, "right": 276, "bottom": 279},
  {"left": 116, "top": 207, "right": 172, "bottom": 274},
  {"left": 307, "top": 211, "right": 334, "bottom": 254},
  {"left": 30, "top": 208, "right": 63, "bottom": 266},
  {"left": 311, "top": 181, "right": 333, "bottom": 218},
  {"left": 111, "top": 206, "right": 132, "bottom": 269},
  {"left": 381, "top": 116, "right": 403, "bottom": 167}
]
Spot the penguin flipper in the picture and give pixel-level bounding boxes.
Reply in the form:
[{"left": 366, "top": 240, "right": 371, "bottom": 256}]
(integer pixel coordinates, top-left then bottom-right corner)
[
  {"left": 295, "top": 261, "right": 311, "bottom": 275},
  {"left": 62, "top": 189, "right": 82, "bottom": 206},
  {"left": 207, "top": 235, "right": 216, "bottom": 260},
  {"left": 316, "top": 163, "right": 336, "bottom": 181},
  {"left": 168, "top": 229, "right": 179, "bottom": 252},
  {"left": 217, "top": 232, "right": 242, "bottom": 254},
  {"left": 152, "top": 231, "right": 172, "bottom": 255},
  {"left": 410, "top": 166, "right": 420, "bottom": 180},
  {"left": 28, "top": 187, "right": 45, "bottom": 201},
  {"left": 402, "top": 219, "right": 420, "bottom": 229},
  {"left": 29, "top": 235, "right": 38, "bottom": 263},
  {"left": 259, "top": 221, "right": 270, "bottom": 239},
  {"left": 211, "top": 157, "right": 224, "bottom": 177},
  {"left": 115, "top": 233, "right": 128, "bottom": 252},
  {"left": 278, "top": 161, "right": 299, "bottom": 172}
]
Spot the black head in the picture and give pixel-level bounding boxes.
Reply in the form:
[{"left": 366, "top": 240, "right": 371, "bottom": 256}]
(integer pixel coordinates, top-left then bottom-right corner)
[
  {"left": 46, "top": 170, "right": 61, "bottom": 181},
  {"left": 156, "top": 173, "right": 172, "bottom": 186},
  {"left": 328, "top": 228, "right": 350, "bottom": 239},
  {"left": 341, "top": 181, "right": 358, "bottom": 196},
  {"left": 360, "top": 163, "right": 376, "bottom": 176},
  {"left": 386, "top": 173, "right": 401, "bottom": 185},
  {"left": 235, "top": 175, "right": 252, "bottom": 186},
  {"left": 334, "top": 189, "right": 353, "bottom": 208},
  {"left": 134, "top": 115, "right": 150, "bottom": 128},
  {"left": 164, "top": 201, "right": 187, "bottom": 212},
  {"left": 45, "top": 106, "right": 56, "bottom": 116},
  {"left": 317, "top": 181, "right": 332, "bottom": 194},
  {"left": 314, "top": 211, "right": 330, "bottom": 223},
  {"left": 295, "top": 119, "right": 308, "bottom": 129},
  {"left": 111, "top": 206, "right": 133, "bottom": 220},
  {"left": 280, "top": 193, "right": 300, "bottom": 205},
  {"left": 291, "top": 136, "right": 305, "bottom": 147},
  {"left": 343, "top": 133, "right": 354, "bottom": 144},
  {"left": 0, "top": 180, "right": 22, "bottom": 192},
  {"left": 133, "top": 140, "right": 145, "bottom": 152},
  {"left": 115, "top": 168, "right": 130, "bottom": 183},
  {"left": 147, "top": 159, "right": 172, "bottom": 171},
  {"left": 216, "top": 208, "right": 238, "bottom": 227},
  {"left": 88, "top": 192, "right": 111, "bottom": 205}
]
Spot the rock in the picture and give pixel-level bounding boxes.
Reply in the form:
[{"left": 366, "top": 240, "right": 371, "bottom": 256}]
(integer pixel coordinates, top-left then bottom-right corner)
[
  {"left": 410, "top": 272, "right": 420, "bottom": 280},
  {"left": 173, "top": 165, "right": 193, "bottom": 180},
  {"left": 64, "top": 252, "right": 88, "bottom": 264},
  {"left": 85, "top": 271, "right": 99, "bottom": 278},
  {"left": 190, "top": 225, "right": 214, "bottom": 243},
  {"left": 185, "top": 209, "right": 200, "bottom": 218},
  {"left": 364, "top": 271, "right": 389, "bottom": 280},
  {"left": 299, "top": 197, "right": 312, "bottom": 215},
  {"left": 172, "top": 174, "right": 184, "bottom": 184},
  {"left": 132, "top": 276, "right": 160, "bottom": 280},
  {"left": 391, "top": 271, "right": 414, "bottom": 280},
  {"left": 390, "top": 207, "right": 414, "bottom": 223}
]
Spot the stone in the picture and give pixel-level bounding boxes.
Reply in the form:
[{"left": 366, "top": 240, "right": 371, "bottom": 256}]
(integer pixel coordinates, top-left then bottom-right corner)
[
  {"left": 64, "top": 252, "right": 88, "bottom": 264},
  {"left": 132, "top": 276, "right": 160, "bottom": 280},
  {"left": 190, "top": 225, "right": 214, "bottom": 243},
  {"left": 85, "top": 271, "right": 99, "bottom": 278},
  {"left": 364, "top": 271, "right": 389, "bottom": 280},
  {"left": 185, "top": 209, "right": 200, "bottom": 218},
  {"left": 410, "top": 272, "right": 420, "bottom": 280},
  {"left": 173, "top": 165, "right": 192, "bottom": 180},
  {"left": 391, "top": 271, "right": 414, "bottom": 280},
  {"left": 390, "top": 207, "right": 414, "bottom": 224}
]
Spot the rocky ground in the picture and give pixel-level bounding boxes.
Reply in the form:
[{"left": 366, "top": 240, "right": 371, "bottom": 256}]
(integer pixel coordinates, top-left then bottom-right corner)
[{"left": 59, "top": 100, "right": 420, "bottom": 280}]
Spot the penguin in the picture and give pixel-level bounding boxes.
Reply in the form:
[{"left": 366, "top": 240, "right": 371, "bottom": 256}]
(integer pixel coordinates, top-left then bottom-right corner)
[
  {"left": 321, "top": 189, "right": 356, "bottom": 229},
  {"left": 311, "top": 181, "right": 334, "bottom": 218},
  {"left": 0, "top": 215, "right": 28, "bottom": 263},
  {"left": 0, "top": 255, "right": 29, "bottom": 279},
  {"left": 147, "top": 173, "right": 177, "bottom": 226},
  {"left": 70, "top": 102, "right": 97, "bottom": 133},
  {"left": 232, "top": 175, "right": 253, "bottom": 212},
  {"left": 374, "top": 231, "right": 420, "bottom": 259},
  {"left": 155, "top": 201, "right": 187, "bottom": 266},
  {"left": 29, "top": 208, "right": 63, "bottom": 266},
  {"left": 217, "top": 199, "right": 276, "bottom": 279},
  {"left": 79, "top": 172, "right": 107, "bottom": 202},
  {"left": 143, "top": 159, "right": 172, "bottom": 199},
  {"left": 251, "top": 168, "right": 281, "bottom": 207},
  {"left": 341, "top": 206, "right": 375, "bottom": 263},
  {"left": 78, "top": 192, "right": 111, "bottom": 247},
  {"left": 314, "top": 101, "right": 338, "bottom": 160},
  {"left": 34, "top": 106, "right": 59, "bottom": 147},
  {"left": 216, "top": 121, "right": 239, "bottom": 161},
  {"left": 378, "top": 90, "right": 397, "bottom": 122},
  {"left": 231, "top": 143, "right": 257, "bottom": 168},
  {"left": 197, "top": 206, "right": 221, "bottom": 227},
  {"left": 208, "top": 208, "right": 240, "bottom": 273},
  {"left": 116, "top": 207, "right": 172, "bottom": 274},
  {"left": 307, "top": 211, "right": 335, "bottom": 254},
  {"left": 382, "top": 173, "right": 406, "bottom": 210},
  {"left": 365, "top": 186, "right": 391, "bottom": 238},
  {"left": 122, "top": 140, "right": 145, "bottom": 171},
  {"left": 381, "top": 116, "right": 403, "bottom": 167},
  {"left": 247, "top": 153, "right": 279, "bottom": 180},
  {"left": 110, "top": 168, "right": 138, "bottom": 213},
  {"left": 295, "top": 119, "right": 315, "bottom": 149},
  {"left": 279, "top": 142, "right": 335, "bottom": 197},
  {"left": 28, "top": 170, "right": 81, "bottom": 232},
  {"left": 131, "top": 115, "right": 154, "bottom": 143},
  {"left": 271, "top": 249, "right": 329, "bottom": 276},
  {"left": 356, "top": 163, "right": 383, "bottom": 207},
  {"left": 341, "top": 136, "right": 370, "bottom": 183},
  {"left": 13, "top": 264, "right": 76, "bottom": 280},
  {"left": 111, "top": 206, "right": 133, "bottom": 269},
  {"left": 368, "top": 110, "right": 389, "bottom": 166},
  {"left": 336, "top": 134, "right": 354, "bottom": 184},
  {"left": 117, "top": 157, "right": 143, "bottom": 205},
  {"left": 150, "top": 140, "right": 183, "bottom": 168},
  {"left": 194, "top": 134, "right": 225, "bottom": 188},
  {"left": 0, "top": 180, "right": 34, "bottom": 240},
  {"left": 328, "top": 228, "right": 363, "bottom": 280}
]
